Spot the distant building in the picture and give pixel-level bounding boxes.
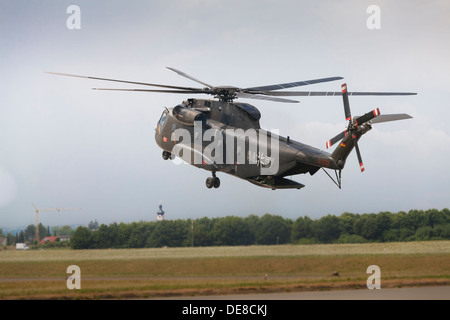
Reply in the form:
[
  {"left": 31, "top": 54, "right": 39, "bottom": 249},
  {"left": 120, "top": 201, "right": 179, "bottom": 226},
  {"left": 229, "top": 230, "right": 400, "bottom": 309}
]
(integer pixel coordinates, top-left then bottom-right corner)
[
  {"left": 39, "top": 236, "right": 70, "bottom": 244},
  {"left": 157, "top": 202, "right": 165, "bottom": 221},
  {"left": 39, "top": 236, "right": 58, "bottom": 244}
]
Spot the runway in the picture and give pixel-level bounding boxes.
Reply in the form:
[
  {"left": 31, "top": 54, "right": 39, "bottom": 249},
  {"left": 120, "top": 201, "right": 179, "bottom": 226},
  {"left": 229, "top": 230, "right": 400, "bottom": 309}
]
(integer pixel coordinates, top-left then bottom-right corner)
[{"left": 162, "top": 285, "right": 450, "bottom": 300}]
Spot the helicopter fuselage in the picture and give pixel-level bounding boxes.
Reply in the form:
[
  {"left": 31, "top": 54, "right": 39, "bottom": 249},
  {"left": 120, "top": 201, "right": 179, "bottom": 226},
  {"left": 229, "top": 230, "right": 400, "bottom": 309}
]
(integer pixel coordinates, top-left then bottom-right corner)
[{"left": 155, "top": 98, "right": 344, "bottom": 189}]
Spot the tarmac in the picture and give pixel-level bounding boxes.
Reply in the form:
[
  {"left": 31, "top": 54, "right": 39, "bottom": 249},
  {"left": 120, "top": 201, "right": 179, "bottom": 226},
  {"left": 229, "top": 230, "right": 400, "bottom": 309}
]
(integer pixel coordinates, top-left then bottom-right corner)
[{"left": 160, "top": 285, "right": 450, "bottom": 300}]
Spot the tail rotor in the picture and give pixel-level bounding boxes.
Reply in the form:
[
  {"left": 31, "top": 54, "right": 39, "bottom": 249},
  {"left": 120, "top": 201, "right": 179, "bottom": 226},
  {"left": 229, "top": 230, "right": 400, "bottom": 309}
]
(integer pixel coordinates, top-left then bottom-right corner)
[{"left": 326, "top": 83, "right": 382, "bottom": 172}]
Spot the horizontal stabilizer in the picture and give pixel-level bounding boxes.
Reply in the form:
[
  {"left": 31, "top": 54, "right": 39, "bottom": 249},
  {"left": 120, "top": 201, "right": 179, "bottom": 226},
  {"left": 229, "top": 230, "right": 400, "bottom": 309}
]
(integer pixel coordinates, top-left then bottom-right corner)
[{"left": 370, "top": 113, "right": 412, "bottom": 124}]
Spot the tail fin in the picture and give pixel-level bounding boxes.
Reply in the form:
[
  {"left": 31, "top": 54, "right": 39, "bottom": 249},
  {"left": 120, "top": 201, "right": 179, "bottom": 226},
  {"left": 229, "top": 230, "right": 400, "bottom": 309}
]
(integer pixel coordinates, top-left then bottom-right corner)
[{"left": 330, "top": 131, "right": 363, "bottom": 170}]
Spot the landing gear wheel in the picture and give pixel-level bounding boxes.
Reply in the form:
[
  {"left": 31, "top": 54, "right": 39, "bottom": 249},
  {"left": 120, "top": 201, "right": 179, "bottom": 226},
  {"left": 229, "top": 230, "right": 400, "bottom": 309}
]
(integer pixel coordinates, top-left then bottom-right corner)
[
  {"left": 213, "top": 177, "right": 220, "bottom": 188},
  {"left": 206, "top": 175, "right": 220, "bottom": 189},
  {"left": 162, "top": 151, "right": 171, "bottom": 160},
  {"left": 206, "top": 177, "right": 214, "bottom": 189}
]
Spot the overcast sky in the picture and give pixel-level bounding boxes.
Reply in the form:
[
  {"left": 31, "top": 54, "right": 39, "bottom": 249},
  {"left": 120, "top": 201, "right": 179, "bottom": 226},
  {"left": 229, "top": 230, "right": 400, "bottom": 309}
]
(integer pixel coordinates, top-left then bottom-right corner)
[{"left": 1, "top": 0, "right": 449, "bottom": 229}]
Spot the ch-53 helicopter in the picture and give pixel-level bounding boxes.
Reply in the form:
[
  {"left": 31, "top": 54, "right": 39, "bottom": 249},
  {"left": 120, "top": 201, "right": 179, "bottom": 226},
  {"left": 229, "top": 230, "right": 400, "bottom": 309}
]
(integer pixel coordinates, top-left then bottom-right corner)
[{"left": 47, "top": 68, "right": 415, "bottom": 190}]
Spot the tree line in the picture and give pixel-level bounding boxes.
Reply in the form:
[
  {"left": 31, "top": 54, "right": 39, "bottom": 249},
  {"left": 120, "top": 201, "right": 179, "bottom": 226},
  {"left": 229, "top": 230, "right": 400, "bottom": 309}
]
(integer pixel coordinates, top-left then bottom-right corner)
[
  {"left": 69, "top": 208, "right": 450, "bottom": 249},
  {"left": 2, "top": 208, "right": 449, "bottom": 249}
]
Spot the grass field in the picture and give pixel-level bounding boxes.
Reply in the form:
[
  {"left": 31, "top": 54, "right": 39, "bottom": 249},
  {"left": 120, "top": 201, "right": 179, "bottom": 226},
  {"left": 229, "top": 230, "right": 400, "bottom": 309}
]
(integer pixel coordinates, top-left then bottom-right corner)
[{"left": 1, "top": 241, "right": 449, "bottom": 299}]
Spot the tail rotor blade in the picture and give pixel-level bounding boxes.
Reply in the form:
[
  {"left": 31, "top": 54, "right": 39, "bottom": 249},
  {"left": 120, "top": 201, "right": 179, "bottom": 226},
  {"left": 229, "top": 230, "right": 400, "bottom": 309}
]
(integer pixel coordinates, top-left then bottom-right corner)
[
  {"left": 326, "top": 130, "right": 347, "bottom": 149},
  {"left": 355, "top": 108, "right": 380, "bottom": 126},
  {"left": 352, "top": 134, "right": 365, "bottom": 172},
  {"left": 342, "top": 83, "right": 352, "bottom": 121}
]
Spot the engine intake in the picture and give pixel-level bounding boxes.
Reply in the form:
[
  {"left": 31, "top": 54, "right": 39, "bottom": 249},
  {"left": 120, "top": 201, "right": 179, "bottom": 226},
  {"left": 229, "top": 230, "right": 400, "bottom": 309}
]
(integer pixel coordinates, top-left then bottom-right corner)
[{"left": 172, "top": 105, "right": 207, "bottom": 126}]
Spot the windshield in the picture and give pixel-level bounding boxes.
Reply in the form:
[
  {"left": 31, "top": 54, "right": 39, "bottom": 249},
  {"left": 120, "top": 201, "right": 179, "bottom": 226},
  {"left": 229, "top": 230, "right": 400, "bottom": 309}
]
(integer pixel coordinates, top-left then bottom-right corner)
[{"left": 159, "top": 111, "right": 167, "bottom": 125}]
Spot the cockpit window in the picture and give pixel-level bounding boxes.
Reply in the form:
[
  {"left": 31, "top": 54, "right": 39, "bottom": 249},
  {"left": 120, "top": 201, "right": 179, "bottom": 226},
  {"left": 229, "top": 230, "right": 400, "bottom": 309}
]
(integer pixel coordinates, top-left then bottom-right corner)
[{"left": 159, "top": 111, "right": 167, "bottom": 125}]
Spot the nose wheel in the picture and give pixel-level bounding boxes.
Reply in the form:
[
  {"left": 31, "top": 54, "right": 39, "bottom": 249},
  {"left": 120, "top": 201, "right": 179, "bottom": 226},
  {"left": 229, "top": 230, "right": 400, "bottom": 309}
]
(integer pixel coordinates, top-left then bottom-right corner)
[
  {"left": 162, "top": 151, "right": 172, "bottom": 160},
  {"left": 206, "top": 172, "right": 220, "bottom": 189}
]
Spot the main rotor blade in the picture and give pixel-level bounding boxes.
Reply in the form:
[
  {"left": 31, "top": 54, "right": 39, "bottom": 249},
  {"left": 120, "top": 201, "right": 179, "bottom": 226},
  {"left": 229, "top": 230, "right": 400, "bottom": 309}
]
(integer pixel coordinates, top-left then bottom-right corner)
[
  {"left": 370, "top": 113, "right": 413, "bottom": 124},
  {"left": 165, "top": 67, "right": 214, "bottom": 89},
  {"left": 245, "top": 76, "right": 343, "bottom": 92},
  {"left": 352, "top": 134, "right": 365, "bottom": 172},
  {"left": 236, "top": 92, "right": 299, "bottom": 103},
  {"left": 45, "top": 72, "right": 201, "bottom": 91},
  {"left": 92, "top": 88, "right": 207, "bottom": 94},
  {"left": 346, "top": 92, "right": 416, "bottom": 96},
  {"left": 254, "top": 91, "right": 417, "bottom": 96}
]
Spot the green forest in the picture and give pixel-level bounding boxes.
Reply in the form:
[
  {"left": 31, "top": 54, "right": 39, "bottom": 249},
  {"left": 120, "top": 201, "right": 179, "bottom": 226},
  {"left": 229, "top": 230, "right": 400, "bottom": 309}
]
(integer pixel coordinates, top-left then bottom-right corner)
[{"left": 2, "top": 208, "right": 449, "bottom": 250}]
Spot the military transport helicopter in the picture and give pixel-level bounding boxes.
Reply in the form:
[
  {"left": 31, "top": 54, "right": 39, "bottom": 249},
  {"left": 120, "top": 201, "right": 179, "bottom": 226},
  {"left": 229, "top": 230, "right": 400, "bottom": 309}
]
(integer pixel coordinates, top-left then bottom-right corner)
[{"left": 47, "top": 68, "right": 415, "bottom": 190}]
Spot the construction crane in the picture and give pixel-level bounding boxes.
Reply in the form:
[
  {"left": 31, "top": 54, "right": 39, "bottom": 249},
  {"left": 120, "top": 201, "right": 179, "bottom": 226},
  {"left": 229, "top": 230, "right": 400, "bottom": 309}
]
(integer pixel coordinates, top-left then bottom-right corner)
[{"left": 32, "top": 203, "right": 81, "bottom": 242}]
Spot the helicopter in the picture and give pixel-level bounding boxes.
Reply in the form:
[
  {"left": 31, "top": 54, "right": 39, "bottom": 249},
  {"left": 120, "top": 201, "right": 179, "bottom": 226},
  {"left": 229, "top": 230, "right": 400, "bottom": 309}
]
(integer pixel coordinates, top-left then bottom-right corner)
[{"left": 47, "top": 68, "right": 415, "bottom": 190}]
